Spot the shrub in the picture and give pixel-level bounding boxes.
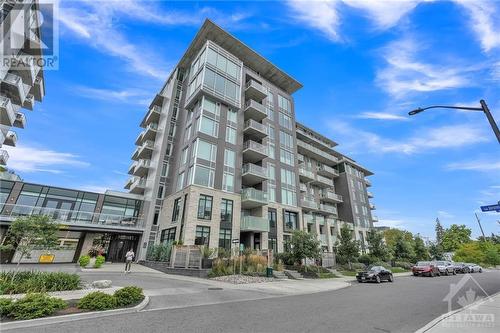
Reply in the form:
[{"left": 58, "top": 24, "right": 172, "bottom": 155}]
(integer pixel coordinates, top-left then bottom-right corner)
[
  {"left": 87, "top": 245, "right": 103, "bottom": 258},
  {"left": 8, "top": 293, "right": 66, "bottom": 320},
  {"left": 351, "top": 262, "right": 366, "bottom": 270},
  {"left": 357, "top": 254, "right": 375, "bottom": 266},
  {"left": 78, "top": 291, "right": 116, "bottom": 311},
  {"left": 93, "top": 255, "right": 105, "bottom": 268},
  {"left": 114, "top": 286, "right": 144, "bottom": 307},
  {"left": 275, "top": 252, "right": 294, "bottom": 266},
  {"left": 0, "top": 298, "right": 12, "bottom": 317},
  {"left": 79, "top": 255, "right": 90, "bottom": 267},
  {"left": 146, "top": 243, "right": 172, "bottom": 262},
  {"left": 208, "top": 258, "right": 234, "bottom": 277},
  {"left": 371, "top": 261, "right": 391, "bottom": 268},
  {"left": 0, "top": 271, "right": 81, "bottom": 295},
  {"left": 393, "top": 261, "right": 413, "bottom": 270}
]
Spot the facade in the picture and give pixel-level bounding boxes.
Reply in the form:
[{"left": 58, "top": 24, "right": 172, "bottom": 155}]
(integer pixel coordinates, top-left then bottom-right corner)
[
  {"left": 126, "top": 20, "right": 377, "bottom": 259},
  {"left": 0, "top": 180, "right": 144, "bottom": 263},
  {"left": 0, "top": 0, "right": 45, "bottom": 165}
]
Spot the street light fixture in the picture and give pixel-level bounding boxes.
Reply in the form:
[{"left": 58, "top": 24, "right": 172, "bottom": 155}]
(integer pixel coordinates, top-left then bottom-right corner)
[{"left": 408, "top": 99, "right": 500, "bottom": 144}]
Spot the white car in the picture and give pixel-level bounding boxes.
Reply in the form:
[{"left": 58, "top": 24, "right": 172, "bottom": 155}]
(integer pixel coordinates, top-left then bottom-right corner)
[
  {"left": 465, "top": 263, "right": 483, "bottom": 273},
  {"left": 435, "top": 261, "right": 456, "bottom": 275}
]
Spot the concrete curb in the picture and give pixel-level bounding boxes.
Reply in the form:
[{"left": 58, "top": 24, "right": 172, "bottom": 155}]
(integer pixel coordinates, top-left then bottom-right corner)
[
  {"left": 0, "top": 295, "right": 150, "bottom": 331},
  {"left": 415, "top": 290, "right": 500, "bottom": 333}
]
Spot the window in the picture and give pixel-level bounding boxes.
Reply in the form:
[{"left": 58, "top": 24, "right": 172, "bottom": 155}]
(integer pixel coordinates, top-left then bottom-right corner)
[
  {"left": 176, "top": 172, "right": 184, "bottom": 191},
  {"left": 268, "top": 238, "right": 277, "bottom": 252},
  {"left": 180, "top": 147, "right": 188, "bottom": 166},
  {"left": 281, "top": 188, "right": 297, "bottom": 206},
  {"left": 279, "top": 130, "right": 293, "bottom": 149},
  {"left": 279, "top": 112, "right": 292, "bottom": 130},
  {"left": 193, "top": 165, "right": 215, "bottom": 188},
  {"left": 219, "top": 228, "right": 232, "bottom": 250},
  {"left": 227, "top": 108, "right": 238, "bottom": 124},
  {"left": 225, "top": 127, "right": 237, "bottom": 144},
  {"left": 161, "top": 163, "right": 169, "bottom": 177},
  {"left": 195, "top": 139, "right": 217, "bottom": 162},
  {"left": 283, "top": 210, "right": 298, "bottom": 231},
  {"left": 222, "top": 172, "right": 234, "bottom": 192},
  {"left": 280, "top": 148, "right": 294, "bottom": 166},
  {"left": 268, "top": 184, "right": 276, "bottom": 202},
  {"left": 220, "top": 199, "right": 234, "bottom": 223},
  {"left": 160, "top": 227, "right": 176, "bottom": 243},
  {"left": 203, "top": 68, "right": 240, "bottom": 103},
  {"left": 278, "top": 95, "right": 291, "bottom": 113},
  {"left": 157, "top": 185, "right": 164, "bottom": 199},
  {"left": 184, "top": 125, "right": 191, "bottom": 144},
  {"left": 172, "top": 198, "right": 181, "bottom": 222},
  {"left": 202, "top": 97, "right": 220, "bottom": 116},
  {"left": 195, "top": 226, "right": 210, "bottom": 245},
  {"left": 197, "top": 195, "right": 213, "bottom": 220},
  {"left": 268, "top": 125, "right": 275, "bottom": 141},
  {"left": 268, "top": 143, "right": 275, "bottom": 159},
  {"left": 268, "top": 209, "right": 277, "bottom": 229},
  {"left": 199, "top": 116, "right": 218, "bottom": 137},
  {"left": 224, "top": 149, "right": 235, "bottom": 168},
  {"left": 280, "top": 169, "right": 296, "bottom": 186},
  {"left": 267, "top": 163, "right": 275, "bottom": 180}
]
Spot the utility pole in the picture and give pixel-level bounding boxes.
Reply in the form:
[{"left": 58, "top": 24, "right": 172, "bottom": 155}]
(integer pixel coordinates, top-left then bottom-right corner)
[
  {"left": 480, "top": 100, "right": 500, "bottom": 144},
  {"left": 475, "top": 213, "right": 486, "bottom": 239}
]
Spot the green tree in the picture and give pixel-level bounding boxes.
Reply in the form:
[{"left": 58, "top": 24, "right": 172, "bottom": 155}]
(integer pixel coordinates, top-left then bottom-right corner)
[
  {"left": 366, "top": 230, "right": 389, "bottom": 261},
  {"left": 435, "top": 218, "right": 444, "bottom": 247},
  {"left": 413, "top": 236, "right": 429, "bottom": 261},
  {"left": 453, "top": 242, "right": 485, "bottom": 264},
  {"left": 441, "top": 224, "right": 471, "bottom": 252},
  {"left": 335, "top": 225, "right": 360, "bottom": 269},
  {"left": 428, "top": 241, "right": 444, "bottom": 260},
  {"left": 0, "top": 215, "right": 59, "bottom": 275},
  {"left": 392, "top": 234, "right": 414, "bottom": 261},
  {"left": 290, "top": 230, "right": 321, "bottom": 265}
]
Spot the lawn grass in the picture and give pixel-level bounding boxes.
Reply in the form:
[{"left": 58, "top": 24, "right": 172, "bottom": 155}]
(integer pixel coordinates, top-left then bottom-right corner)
[
  {"left": 318, "top": 272, "right": 341, "bottom": 279},
  {"left": 338, "top": 270, "right": 359, "bottom": 277},
  {"left": 390, "top": 267, "right": 409, "bottom": 273}
]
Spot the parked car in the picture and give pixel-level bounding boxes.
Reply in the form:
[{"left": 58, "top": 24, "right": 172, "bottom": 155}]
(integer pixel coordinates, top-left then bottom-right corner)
[
  {"left": 466, "top": 263, "right": 483, "bottom": 273},
  {"left": 454, "top": 262, "right": 470, "bottom": 274},
  {"left": 435, "top": 261, "right": 456, "bottom": 276},
  {"left": 356, "top": 266, "right": 394, "bottom": 283},
  {"left": 412, "top": 261, "right": 440, "bottom": 277}
]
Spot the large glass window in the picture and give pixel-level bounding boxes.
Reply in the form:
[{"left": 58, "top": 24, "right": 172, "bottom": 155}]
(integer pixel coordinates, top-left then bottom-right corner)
[
  {"left": 197, "top": 195, "right": 213, "bottom": 220},
  {"left": 195, "top": 226, "right": 210, "bottom": 245},
  {"left": 160, "top": 227, "right": 176, "bottom": 243},
  {"left": 195, "top": 139, "right": 217, "bottom": 163},
  {"left": 177, "top": 172, "right": 185, "bottom": 191},
  {"left": 219, "top": 228, "right": 232, "bottom": 250},
  {"left": 280, "top": 148, "right": 295, "bottom": 166},
  {"left": 192, "top": 165, "right": 215, "bottom": 188},
  {"left": 172, "top": 198, "right": 181, "bottom": 222},
  {"left": 222, "top": 172, "right": 234, "bottom": 192},
  {"left": 227, "top": 108, "right": 238, "bottom": 124},
  {"left": 224, "top": 149, "right": 235, "bottom": 168},
  {"left": 225, "top": 127, "right": 237, "bottom": 144},
  {"left": 279, "top": 112, "right": 293, "bottom": 130},
  {"left": 278, "top": 95, "right": 291, "bottom": 113},
  {"left": 281, "top": 189, "right": 297, "bottom": 206},
  {"left": 0, "top": 181, "right": 14, "bottom": 204},
  {"left": 203, "top": 68, "right": 240, "bottom": 103},
  {"left": 279, "top": 130, "right": 294, "bottom": 149},
  {"left": 199, "top": 116, "right": 218, "bottom": 137},
  {"left": 283, "top": 210, "right": 298, "bottom": 231},
  {"left": 220, "top": 199, "right": 233, "bottom": 223},
  {"left": 268, "top": 209, "right": 277, "bottom": 229},
  {"left": 281, "top": 169, "right": 296, "bottom": 186}
]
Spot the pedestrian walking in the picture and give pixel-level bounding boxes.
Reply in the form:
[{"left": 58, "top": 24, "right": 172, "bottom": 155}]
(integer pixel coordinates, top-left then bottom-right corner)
[{"left": 124, "top": 248, "right": 135, "bottom": 273}]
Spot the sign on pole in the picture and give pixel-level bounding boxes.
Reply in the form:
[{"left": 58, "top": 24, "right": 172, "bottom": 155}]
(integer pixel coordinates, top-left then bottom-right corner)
[{"left": 480, "top": 201, "right": 500, "bottom": 212}]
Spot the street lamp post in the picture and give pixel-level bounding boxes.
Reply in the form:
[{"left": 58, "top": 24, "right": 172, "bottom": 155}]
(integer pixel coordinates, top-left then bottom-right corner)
[{"left": 408, "top": 99, "right": 500, "bottom": 144}]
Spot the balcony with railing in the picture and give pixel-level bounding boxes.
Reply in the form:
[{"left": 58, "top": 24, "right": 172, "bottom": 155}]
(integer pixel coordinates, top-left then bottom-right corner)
[
  {"left": 311, "top": 174, "right": 334, "bottom": 187},
  {"left": 244, "top": 119, "right": 268, "bottom": 139},
  {"left": 0, "top": 203, "right": 144, "bottom": 230},
  {"left": 241, "top": 215, "right": 270, "bottom": 232},
  {"left": 129, "top": 177, "right": 147, "bottom": 194},
  {"left": 370, "top": 204, "right": 376, "bottom": 210},
  {"left": 242, "top": 163, "right": 267, "bottom": 185},
  {"left": 296, "top": 126, "right": 334, "bottom": 151},
  {"left": 316, "top": 164, "right": 339, "bottom": 177},
  {"left": 318, "top": 204, "right": 338, "bottom": 216},
  {"left": 298, "top": 166, "right": 315, "bottom": 182},
  {"left": 367, "top": 191, "right": 374, "bottom": 198},
  {"left": 244, "top": 99, "right": 267, "bottom": 121},
  {"left": 241, "top": 188, "right": 267, "bottom": 209},
  {"left": 22, "top": 94, "right": 34, "bottom": 110},
  {"left": 133, "top": 140, "right": 154, "bottom": 160},
  {"left": 133, "top": 159, "right": 150, "bottom": 177},
  {"left": 2, "top": 73, "right": 27, "bottom": 105},
  {"left": 320, "top": 189, "right": 343, "bottom": 203},
  {"left": 0, "top": 149, "right": 9, "bottom": 165},
  {"left": 141, "top": 105, "right": 161, "bottom": 127},
  {"left": 300, "top": 195, "right": 319, "bottom": 211},
  {"left": 141, "top": 122, "right": 158, "bottom": 142},
  {"left": 3, "top": 131, "right": 17, "bottom": 147},
  {"left": 243, "top": 140, "right": 267, "bottom": 163},
  {"left": 365, "top": 178, "right": 372, "bottom": 187},
  {"left": 245, "top": 80, "right": 267, "bottom": 102},
  {"left": 33, "top": 76, "right": 44, "bottom": 101},
  {"left": 372, "top": 215, "right": 379, "bottom": 222},
  {"left": 13, "top": 112, "right": 26, "bottom": 129},
  {"left": 299, "top": 183, "right": 307, "bottom": 192},
  {"left": 0, "top": 95, "right": 15, "bottom": 126},
  {"left": 297, "top": 139, "right": 339, "bottom": 165},
  {"left": 11, "top": 52, "right": 41, "bottom": 85},
  {"left": 303, "top": 213, "right": 315, "bottom": 225}
]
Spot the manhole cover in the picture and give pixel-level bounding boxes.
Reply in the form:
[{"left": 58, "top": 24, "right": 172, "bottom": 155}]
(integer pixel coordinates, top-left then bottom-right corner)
[{"left": 208, "top": 287, "right": 223, "bottom": 290}]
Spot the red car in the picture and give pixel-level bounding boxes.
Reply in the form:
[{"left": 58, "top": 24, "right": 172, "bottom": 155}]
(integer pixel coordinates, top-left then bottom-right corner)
[{"left": 412, "top": 261, "right": 440, "bottom": 277}]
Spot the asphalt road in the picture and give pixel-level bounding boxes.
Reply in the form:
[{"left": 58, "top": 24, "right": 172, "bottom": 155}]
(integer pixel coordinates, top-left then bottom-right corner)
[{"left": 7, "top": 270, "right": 500, "bottom": 333}]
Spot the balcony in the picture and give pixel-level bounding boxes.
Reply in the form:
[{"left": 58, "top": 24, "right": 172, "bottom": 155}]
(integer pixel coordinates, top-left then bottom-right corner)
[
  {"left": 367, "top": 191, "right": 374, "bottom": 198},
  {"left": 241, "top": 188, "right": 267, "bottom": 209},
  {"left": 0, "top": 96, "right": 15, "bottom": 126},
  {"left": 133, "top": 159, "right": 150, "bottom": 177},
  {"left": 0, "top": 203, "right": 144, "bottom": 230},
  {"left": 303, "top": 213, "right": 314, "bottom": 225},
  {"left": 244, "top": 99, "right": 267, "bottom": 121},
  {"left": 320, "top": 189, "right": 343, "bottom": 203},
  {"left": 372, "top": 215, "right": 379, "bottom": 222},
  {"left": 297, "top": 140, "right": 339, "bottom": 165},
  {"left": 301, "top": 195, "right": 318, "bottom": 211},
  {"left": 241, "top": 216, "right": 270, "bottom": 232},
  {"left": 242, "top": 163, "right": 267, "bottom": 186},
  {"left": 311, "top": 174, "right": 334, "bottom": 187},
  {"left": 318, "top": 204, "right": 337, "bottom": 216},
  {"left": 22, "top": 94, "right": 34, "bottom": 110},
  {"left": 127, "top": 162, "right": 137, "bottom": 175},
  {"left": 243, "top": 140, "right": 267, "bottom": 163},
  {"left": 13, "top": 112, "right": 26, "bottom": 129},
  {"left": 0, "top": 150, "right": 9, "bottom": 165},
  {"left": 3, "top": 131, "right": 17, "bottom": 147},
  {"left": 129, "top": 177, "right": 146, "bottom": 194},
  {"left": 298, "top": 166, "right": 315, "bottom": 182},
  {"left": 124, "top": 177, "right": 134, "bottom": 189},
  {"left": 1, "top": 73, "right": 27, "bottom": 105},
  {"left": 296, "top": 126, "right": 334, "bottom": 151},
  {"left": 299, "top": 183, "right": 307, "bottom": 192},
  {"left": 370, "top": 204, "right": 376, "bottom": 210},
  {"left": 316, "top": 164, "right": 339, "bottom": 177},
  {"left": 141, "top": 105, "right": 161, "bottom": 127},
  {"left": 11, "top": 52, "right": 40, "bottom": 84},
  {"left": 365, "top": 178, "right": 372, "bottom": 187},
  {"left": 33, "top": 76, "right": 44, "bottom": 101},
  {"left": 245, "top": 80, "right": 267, "bottom": 102},
  {"left": 141, "top": 122, "right": 158, "bottom": 142},
  {"left": 243, "top": 119, "right": 267, "bottom": 139},
  {"left": 133, "top": 140, "right": 154, "bottom": 160}
]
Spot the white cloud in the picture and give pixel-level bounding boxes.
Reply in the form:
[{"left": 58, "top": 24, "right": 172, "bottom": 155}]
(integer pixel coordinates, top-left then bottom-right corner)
[
  {"left": 357, "top": 112, "right": 409, "bottom": 121},
  {"left": 437, "top": 210, "right": 455, "bottom": 219},
  {"left": 446, "top": 160, "right": 500, "bottom": 172},
  {"left": 378, "top": 218, "right": 406, "bottom": 228},
  {"left": 328, "top": 120, "right": 489, "bottom": 154},
  {"left": 74, "top": 86, "right": 150, "bottom": 105},
  {"left": 4, "top": 144, "right": 89, "bottom": 173},
  {"left": 286, "top": 0, "right": 342, "bottom": 41},
  {"left": 454, "top": 0, "right": 500, "bottom": 52},
  {"left": 343, "top": 0, "right": 424, "bottom": 29},
  {"left": 376, "top": 38, "right": 473, "bottom": 98}
]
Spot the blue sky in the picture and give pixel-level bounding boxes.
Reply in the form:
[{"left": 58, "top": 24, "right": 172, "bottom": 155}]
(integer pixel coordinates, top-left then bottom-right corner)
[{"left": 5, "top": 0, "right": 500, "bottom": 240}]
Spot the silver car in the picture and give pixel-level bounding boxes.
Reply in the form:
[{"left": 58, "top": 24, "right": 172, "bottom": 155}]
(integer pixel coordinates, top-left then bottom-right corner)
[
  {"left": 435, "top": 261, "right": 456, "bottom": 275},
  {"left": 466, "top": 263, "right": 483, "bottom": 273}
]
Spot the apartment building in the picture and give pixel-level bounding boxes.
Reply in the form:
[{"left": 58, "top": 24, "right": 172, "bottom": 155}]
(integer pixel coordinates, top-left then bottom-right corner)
[
  {"left": 0, "top": 180, "right": 144, "bottom": 263},
  {"left": 0, "top": 0, "right": 45, "bottom": 165},
  {"left": 126, "top": 20, "right": 377, "bottom": 259}
]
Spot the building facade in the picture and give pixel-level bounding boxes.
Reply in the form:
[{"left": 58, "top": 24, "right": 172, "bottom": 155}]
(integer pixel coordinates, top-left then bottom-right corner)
[
  {"left": 126, "top": 20, "right": 377, "bottom": 259},
  {"left": 1, "top": 0, "right": 45, "bottom": 165},
  {"left": 0, "top": 180, "right": 144, "bottom": 263}
]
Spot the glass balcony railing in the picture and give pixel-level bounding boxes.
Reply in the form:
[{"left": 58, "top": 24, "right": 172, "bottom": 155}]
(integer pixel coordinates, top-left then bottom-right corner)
[
  {"left": 243, "top": 140, "right": 267, "bottom": 155},
  {"left": 0, "top": 203, "right": 144, "bottom": 229},
  {"left": 241, "top": 188, "right": 267, "bottom": 202},
  {"left": 244, "top": 119, "right": 267, "bottom": 135},
  {"left": 299, "top": 166, "right": 314, "bottom": 179},
  {"left": 241, "top": 215, "right": 269, "bottom": 232},
  {"left": 242, "top": 163, "right": 267, "bottom": 178}
]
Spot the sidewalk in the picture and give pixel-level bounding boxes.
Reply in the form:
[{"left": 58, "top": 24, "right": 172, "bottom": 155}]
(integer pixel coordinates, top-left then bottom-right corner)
[{"left": 417, "top": 292, "right": 500, "bottom": 333}]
